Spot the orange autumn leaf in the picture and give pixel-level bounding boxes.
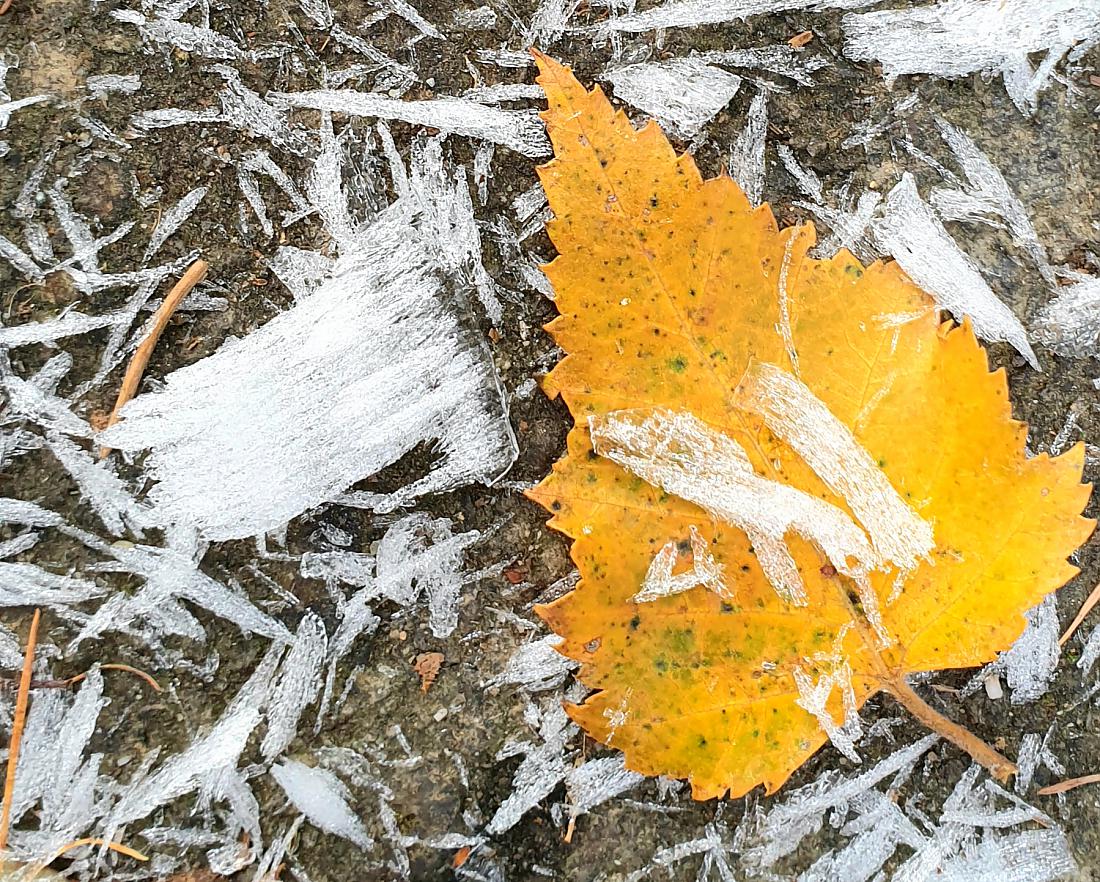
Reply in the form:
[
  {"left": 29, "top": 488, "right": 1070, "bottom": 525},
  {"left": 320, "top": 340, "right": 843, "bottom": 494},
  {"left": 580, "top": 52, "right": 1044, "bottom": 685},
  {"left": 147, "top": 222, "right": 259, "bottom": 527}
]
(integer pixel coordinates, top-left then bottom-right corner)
[{"left": 526, "top": 52, "right": 1094, "bottom": 800}]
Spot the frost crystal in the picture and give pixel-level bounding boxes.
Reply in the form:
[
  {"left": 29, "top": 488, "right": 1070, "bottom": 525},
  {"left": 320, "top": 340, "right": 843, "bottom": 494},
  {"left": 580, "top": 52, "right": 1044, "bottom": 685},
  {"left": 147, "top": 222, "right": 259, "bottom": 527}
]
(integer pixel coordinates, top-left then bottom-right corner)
[
  {"left": 872, "top": 174, "right": 1038, "bottom": 368},
  {"left": 604, "top": 58, "right": 742, "bottom": 140},
  {"left": 595, "top": 0, "right": 877, "bottom": 34},
  {"left": 590, "top": 408, "right": 880, "bottom": 608},
  {"left": 262, "top": 613, "right": 328, "bottom": 761},
  {"left": 270, "top": 760, "right": 374, "bottom": 851},
  {"left": 635, "top": 525, "right": 729, "bottom": 603},
  {"left": 930, "top": 118, "right": 1053, "bottom": 284},
  {"left": 1034, "top": 272, "right": 1100, "bottom": 357},
  {"left": 144, "top": 185, "right": 208, "bottom": 261},
  {"left": 487, "top": 635, "right": 578, "bottom": 693},
  {"left": 844, "top": 0, "right": 1100, "bottom": 115},
  {"left": 735, "top": 362, "right": 934, "bottom": 576},
  {"left": 729, "top": 89, "right": 768, "bottom": 207},
  {"left": 487, "top": 701, "right": 577, "bottom": 835},
  {"left": 269, "top": 90, "right": 551, "bottom": 157},
  {"left": 793, "top": 660, "right": 864, "bottom": 763},
  {"left": 101, "top": 213, "right": 516, "bottom": 540}
]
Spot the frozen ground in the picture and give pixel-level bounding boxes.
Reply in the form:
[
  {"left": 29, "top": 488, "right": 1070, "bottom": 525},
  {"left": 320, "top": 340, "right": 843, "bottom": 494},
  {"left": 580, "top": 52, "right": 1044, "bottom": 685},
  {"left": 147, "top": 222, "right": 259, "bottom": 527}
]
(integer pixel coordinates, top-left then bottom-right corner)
[{"left": 1, "top": 0, "right": 1100, "bottom": 880}]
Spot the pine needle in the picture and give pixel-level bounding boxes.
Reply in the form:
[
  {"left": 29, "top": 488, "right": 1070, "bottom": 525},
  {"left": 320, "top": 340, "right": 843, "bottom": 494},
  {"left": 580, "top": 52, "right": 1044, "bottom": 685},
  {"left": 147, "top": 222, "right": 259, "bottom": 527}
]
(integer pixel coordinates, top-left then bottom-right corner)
[
  {"left": 1059, "top": 580, "right": 1100, "bottom": 646},
  {"left": 0, "top": 609, "right": 40, "bottom": 852},
  {"left": 1038, "top": 773, "right": 1100, "bottom": 796},
  {"left": 100, "top": 258, "right": 209, "bottom": 458}
]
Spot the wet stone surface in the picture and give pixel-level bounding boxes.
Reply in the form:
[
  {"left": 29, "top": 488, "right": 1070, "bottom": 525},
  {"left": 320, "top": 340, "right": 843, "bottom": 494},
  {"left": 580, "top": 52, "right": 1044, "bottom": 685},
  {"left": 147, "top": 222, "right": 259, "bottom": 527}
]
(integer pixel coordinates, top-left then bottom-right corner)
[{"left": 1, "top": 0, "right": 1100, "bottom": 880}]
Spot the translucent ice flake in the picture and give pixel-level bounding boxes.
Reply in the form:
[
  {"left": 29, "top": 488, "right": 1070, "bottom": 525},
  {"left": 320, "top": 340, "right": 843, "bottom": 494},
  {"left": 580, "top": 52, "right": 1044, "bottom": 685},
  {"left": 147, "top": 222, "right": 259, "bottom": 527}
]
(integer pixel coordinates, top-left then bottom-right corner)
[
  {"left": 793, "top": 660, "right": 864, "bottom": 763},
  {"left": 603, "top": 58, "right": 742, "bottom": 140},
  {"left": 262, "top": 613, "right": 327, "bottom": 761},
  {"left": 1034, "top": 272, "right": 1100, "bottom": 357},
  {"left": 268, "top": 89, "right": 551, "bottom": 157},
  {"left": 144, "top": 185, "right": 208, "bottom": 261},
  {"left": 872, "top": 174, "right": 1038, "bottom": 369},
  {"left": 270, "top": 760, "right": 374, "bottom": 851},
  {"left": 561, "top": 754, "right": 643, "bottom": 821},
  {"left": 844, "top": 0, "right": 1100, "bottom": 115},
  {"left": 0, "top": 309, "right": 123, "bottom": 347},
  {"left": 594, "top": 0, "right": 877, "bottom": 35},
  {"left": 589, "top": 408, "right": 876, "bottom": 606},
  {"left": 86, "top": 73, "right": 141, "bottom": 99},
  {"left": 930, "top": 118, "right": 1053, "bottom": 284},
  {"left": 735, "top": 362, "right": 933, "bottom": 575},
  {"left": 729, "top": 89, "right": 767, "bottom": 207},
  {"left": 635, "top": 525, "right": 729, "bottom": 603},
  {"left": 487, "top": 701, "right": 577, "bottom": 835},
  {"left": 105, "top": 644, "right": 282, "bottom": 840},
  {"left": 101, "top": 213, "right": 517, "bottom": 541},
  {"left": 487, "top": 634, "right": 578, "bottom": 693}
]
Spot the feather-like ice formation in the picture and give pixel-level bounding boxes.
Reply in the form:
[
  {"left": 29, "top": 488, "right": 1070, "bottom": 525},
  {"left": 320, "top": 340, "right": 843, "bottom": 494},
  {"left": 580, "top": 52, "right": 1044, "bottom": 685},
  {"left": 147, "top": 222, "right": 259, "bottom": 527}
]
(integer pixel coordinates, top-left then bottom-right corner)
[
  {"left": 743, "top": 734, "right": 938, "bottom": 869},
  {"left": 269, "top": 90, "right": 551, "bottom": 157},
  {"left": 0, "top": 561, "right": 104, "bottom": 611},
  {"left": 0, "top": 310, "right": 124, "bottom": 347},
  {"left": 270, "top": 760, "right": 374, "bottom": 850},
  {"left": 101, "top": 212, "right": 517, "bottom": 540},
  {"left": 44, "top": 433, "right": 153, "bottom": 536},
  {"left": 1001, "top": 596, "right": 1061, "bottom": 704},
  {"left": 487, "top": 701, "right": 577, "bottom": 835},
  {"left": 144, "top": 186, "right": 208, "bottom": 260},
  {"left": 105, "top": 644, "right": 282, "bottom": 839},
  {"left": 603, "top": 58, "right": 742, "bottom": 140},
  {"left": 1034, "top": 272, "right": 1100, "bottom": 357},
  {"left": 793, "top": 661, "right": 864, "bottom": 763},
  {"left": 635, "top": 526, "right": 729, "bottom": 603},
  {"left": 735, "top": 362, "right": 933, "bottom": 575},
  {"left": 561, "top": 755, "right": 643, "bottom": 820},
  {"left": 702, "top": 46, "right": 830, "bottom": 87},
  {"left": 589, "top": 408, "right": 877, "bottom": 606},
  {"left": 729, "top": 89, "right": 767, "bottom": 207},
  {"left": 487, "top": 634, "right": 578, "bottom": 693},
  {"left": 86, "top": 73, "right": 141, "bottom": 99},
  {"left": 262, "top": 613, "right": 328, "bottom": 761},
  {"left": 872, "top": 174, "right": 1038, "bottom": 369},
  {"left": 844, "top": 0, "right": 1100, "bottom": 115},
  {"left": 930, "top": 118, "right": 1053, "bottom": 284},
  {"left": 595, "top": 0, "right": 876, "bottom": 34}
]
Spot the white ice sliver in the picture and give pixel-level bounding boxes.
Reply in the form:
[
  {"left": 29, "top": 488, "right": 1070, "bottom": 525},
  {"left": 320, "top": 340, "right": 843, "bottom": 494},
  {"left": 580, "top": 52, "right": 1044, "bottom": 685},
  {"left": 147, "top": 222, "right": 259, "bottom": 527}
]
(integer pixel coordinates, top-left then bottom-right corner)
[
  {"left": 793, "top": 661, "right": 863, "bottom": 763},
  {"left": 590, "top": 408, "right": 875, "bottom": 607},
  {"left": 729, "top": 89, "right": 768, "bottom": 207},
  {"left": 735, "top": 362, "right": 933, "bottom": 577},
  {"left": 268, "top": 89, "right": 551, "bottom": 157},
  {"left": 873, "top": 174, "right": 1038, "bottom": 369},
  {"left": 270, "top": 760, "right": 374, "bottom": 851},
  {"left": 1034, "top": 272, "right": 1100, "bottom": 357},
  {"left": 101, "top": 213, "right": 516, "bottom": 541},
  {"left": 634, "top": 526, "right": 729, "bottom": 603},
  {"left": 603, "top": 58, "right": 742, "bottom": 140},
  {"left": 262, "top": 613, "right": 327, "bottom": 761},
  {"left": 843, "top": 0, "right": 1100, "bottom": 115},
  {"left": 595, "top": 0, "right": 878, "bottom": 35}
]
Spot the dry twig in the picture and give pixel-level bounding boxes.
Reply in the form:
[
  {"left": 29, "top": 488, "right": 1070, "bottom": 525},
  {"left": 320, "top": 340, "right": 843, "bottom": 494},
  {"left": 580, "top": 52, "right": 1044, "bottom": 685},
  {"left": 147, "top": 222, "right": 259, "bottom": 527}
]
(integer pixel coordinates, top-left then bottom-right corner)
[
  {"left": 1038, "top": 773, "right": 1100, "bottom": 796},
  {"left": 1059, "top": 580, "right": 1100, "bottom": 646},
  {"left": 0, "top": 609, "right": 40, "bottom": 851},
  {"left": 100, "top": 258, "right": 209, "bottom": 457}
]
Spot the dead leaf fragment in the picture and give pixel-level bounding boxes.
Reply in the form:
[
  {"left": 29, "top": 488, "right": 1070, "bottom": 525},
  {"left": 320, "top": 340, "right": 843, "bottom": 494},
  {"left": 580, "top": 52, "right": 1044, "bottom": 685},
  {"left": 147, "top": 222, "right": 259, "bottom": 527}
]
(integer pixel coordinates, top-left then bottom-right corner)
[
  {"left": 788, "top": 30, "right": 813, "bottom": 48},
  {"left": 414, "top": 652, "right": 445, "bottom": 693},
  {"left": 527, "top": 53, "right": 1092, "bottom": 799}
]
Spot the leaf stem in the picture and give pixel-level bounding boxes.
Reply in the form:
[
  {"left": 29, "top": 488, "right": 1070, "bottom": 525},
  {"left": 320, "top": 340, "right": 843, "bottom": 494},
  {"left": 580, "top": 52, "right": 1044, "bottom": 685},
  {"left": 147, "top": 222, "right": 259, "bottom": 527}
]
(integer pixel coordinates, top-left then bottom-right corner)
[{"left": 886, "top": 676, "right": 1016, "bottom": 782}]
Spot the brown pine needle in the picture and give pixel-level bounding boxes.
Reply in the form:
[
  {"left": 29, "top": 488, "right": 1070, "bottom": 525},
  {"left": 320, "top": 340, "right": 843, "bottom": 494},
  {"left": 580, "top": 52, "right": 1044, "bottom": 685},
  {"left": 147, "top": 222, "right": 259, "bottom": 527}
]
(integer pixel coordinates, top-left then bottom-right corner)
[
  {"left": 24, "top": 837, "right": 148, "bottom": 881},
  {"left": 1059, "top": 580, "right": 1100, "bottom": 646},
  {"left": 1038, "top": 773, "right": 1100, "bottom": 796},
  {"left": 61, "top": 663, "right": 162, "bottom": 692},
  {"left": 99, "top": 258, "right": 209, "bottom": 458},
  {"left": 0, "top": 609, "right": 41, "bottom": 852}
]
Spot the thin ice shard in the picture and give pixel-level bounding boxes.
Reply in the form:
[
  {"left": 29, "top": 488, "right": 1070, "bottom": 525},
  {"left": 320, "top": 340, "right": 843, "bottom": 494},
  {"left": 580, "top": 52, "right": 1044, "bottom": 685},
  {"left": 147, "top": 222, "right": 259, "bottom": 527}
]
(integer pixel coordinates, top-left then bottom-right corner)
[
  {"left": 603, "top": 58, "right": 742, "bottom": 140},
  {"left": 589, "top": 408, "right": 877, "bottom": 606},
  {"left": 930, "top": 118, "right": 1053, "bottom": 284},
  {"left": 595, "top": 0, "right": 876, "bottom": 34},
  {"left": 270, "top": 760, "right": 374, "bottom": 850},
  {"left": 843, "top": 0, "right": 1100, "bottom": 115},
  {"left": 101, "top": 213, "right": 517, "bottom": 541},
  {"left": 872, "top": 174, "right": 1038, "bottom": 369},
  {"left": 735, "top": 362, "right": 933, "bottom": 576},
  {"left": 487, "top": 635, "right": 578, "bottom": 693},
  {"left": 793, "top": 660, "right": 864, "bottom": 763},
  {"left": 729, "top": 90, "right": 768, "bottom": 207},
  {"left": 261, "top": 613, "right": 327, "bottom": 761},
  {"left": 634, "top": 526, "right": 729, "bottom": 603},
  {"left": 1033, "top": 272, "right": 1100, "bottom": 357},
  {"left": 269, "top": 90, "right": 551, "bottom": 157},
  {"left": 144, "top": 186, "right": 208, "bottom": 260},
  {"left": 0, "top": 310, "right": 123, "bottom": 347}
]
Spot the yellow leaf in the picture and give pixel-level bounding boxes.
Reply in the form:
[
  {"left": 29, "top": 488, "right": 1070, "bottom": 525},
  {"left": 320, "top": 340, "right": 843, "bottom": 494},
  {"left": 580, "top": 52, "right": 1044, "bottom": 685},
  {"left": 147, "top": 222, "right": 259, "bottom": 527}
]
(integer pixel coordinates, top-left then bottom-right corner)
[{"left": 526, "top": 52, "right": 1094, "bottom": 800}]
